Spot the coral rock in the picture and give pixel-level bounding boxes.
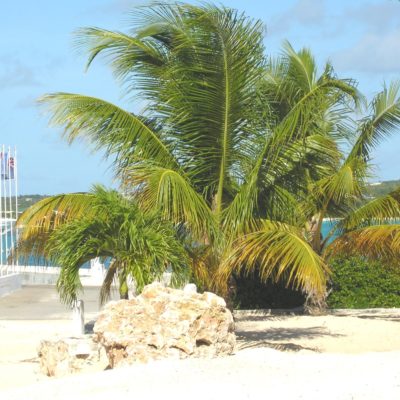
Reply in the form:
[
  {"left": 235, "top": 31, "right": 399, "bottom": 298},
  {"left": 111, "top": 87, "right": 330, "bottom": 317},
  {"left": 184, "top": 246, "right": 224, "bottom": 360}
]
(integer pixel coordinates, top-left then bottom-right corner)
[
  {"left": 93, "top": 283, "right": 236, "bottom": 367},
  {"left": 38, "top": 337, "right": 107, "bottom": 377}
]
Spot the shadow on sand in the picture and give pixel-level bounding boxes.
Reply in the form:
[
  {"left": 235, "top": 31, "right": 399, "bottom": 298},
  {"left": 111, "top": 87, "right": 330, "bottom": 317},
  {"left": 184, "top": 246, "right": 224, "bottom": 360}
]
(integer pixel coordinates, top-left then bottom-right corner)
[
  {"left": 331, "top": 310, "right": 400, "bottom": 323},
  {"left": 235, "top": 315, "right": 345, "bottom": 352}
]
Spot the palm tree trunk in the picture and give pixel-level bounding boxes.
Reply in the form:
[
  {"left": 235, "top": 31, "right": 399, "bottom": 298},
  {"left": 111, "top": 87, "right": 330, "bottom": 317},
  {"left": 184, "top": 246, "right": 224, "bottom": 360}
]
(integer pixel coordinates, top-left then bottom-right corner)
[
  {"left": 225, "top": 274, "right": 237, "bottom": 311},
  {"left": 304, "top": 288, "right": 327, "bottom": 315},
  {"left": 305, "top": 213, "right": 328, "bottom": 313},
  {"left": 119, "top": 272, "right": 129, "bottom": 300},
  {"left": 120, "top": 291, "right": 129, "bottom": 300}
]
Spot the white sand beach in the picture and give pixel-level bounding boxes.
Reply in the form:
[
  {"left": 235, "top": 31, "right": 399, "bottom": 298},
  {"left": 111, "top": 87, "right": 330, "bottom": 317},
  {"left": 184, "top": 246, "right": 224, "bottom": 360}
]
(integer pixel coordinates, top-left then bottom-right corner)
[{"left": 1, "top": 287, "right": 400, "bottom": 399}]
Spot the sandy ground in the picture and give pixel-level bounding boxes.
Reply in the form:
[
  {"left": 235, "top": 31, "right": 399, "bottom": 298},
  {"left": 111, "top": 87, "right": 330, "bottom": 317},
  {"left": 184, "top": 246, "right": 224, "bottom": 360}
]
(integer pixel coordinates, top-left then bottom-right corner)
[
  {"left": 1, "top": 286, "right": 400, "bottom": 399},
  {"left": 235, "top": 309, "right": 400, "bottom": 353}
]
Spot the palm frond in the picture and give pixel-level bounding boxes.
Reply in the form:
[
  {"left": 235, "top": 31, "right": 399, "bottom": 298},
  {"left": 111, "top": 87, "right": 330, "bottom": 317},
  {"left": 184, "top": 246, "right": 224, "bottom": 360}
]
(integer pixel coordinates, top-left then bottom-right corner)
[
  {"left": 31, "top": 3, "right": 400, "bottom": 308},
  {"left": 339, "top": 187, "right": 400, "bottom": 231},
  {"left": 218, "top": 221, "right": 329, "bottom": 296},
  {"left": 74, "top": 4, "right": 267, "bottom": 208},
  {"left": 74, "top": 27, "right": 167, "bottom": 76},
  {"left": 99, "top": 260, "right": 119, "bottom": 305},
  {"left": 17, "top": 193, "right": 96, "bottom": 239},
  {"left": 317, "top": 157, "right": 367, "bottom": 205},
  {"left": 39, "top": 186, "right": 190, "bottom": 306},
  {"left": 56, "top": 266, "right": 83, "bottom": 307},
  {"left": 223, "top": 132, "right": 342, "bottom": 236},
  {"left": 349, "top": 80, "right": 400, "bottom": 161},
  {"left": 125, "top": 165, "right": 217, "bottom": 241},
  {"left": 282, "top": 40, "right": 317, "bottom": 94},
  {"left": 38, "top": 93, "right": 179, "bottom": 171},
  {"left": 326, "top": 224, "right": 400, "bottom": 261}
]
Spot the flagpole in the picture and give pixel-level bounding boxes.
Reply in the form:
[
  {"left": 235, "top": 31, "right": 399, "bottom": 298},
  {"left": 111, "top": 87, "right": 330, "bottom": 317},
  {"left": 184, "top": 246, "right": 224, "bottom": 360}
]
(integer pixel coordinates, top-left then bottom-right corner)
[
  {"left": 8, "top": 146, "right": 14, "bottom": 271},
  {"left": 0, "top": 147, "right": 3, "bottom": 269},
  {"left": 2, "top": 145, "right": 8, "bottom": 268},
  {"left": 14, "top": 147, "right": 18, "bottom": 267}
]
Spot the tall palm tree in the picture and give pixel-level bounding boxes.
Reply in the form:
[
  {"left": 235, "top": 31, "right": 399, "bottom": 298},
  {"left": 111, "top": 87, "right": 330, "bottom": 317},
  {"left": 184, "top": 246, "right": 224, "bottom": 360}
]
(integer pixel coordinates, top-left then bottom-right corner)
[
  {"left": 18, "top": 185, "right": 189, "bottom": 305},
  {"left": 17, "top": 3, "right": 400, "bottom": 308}
]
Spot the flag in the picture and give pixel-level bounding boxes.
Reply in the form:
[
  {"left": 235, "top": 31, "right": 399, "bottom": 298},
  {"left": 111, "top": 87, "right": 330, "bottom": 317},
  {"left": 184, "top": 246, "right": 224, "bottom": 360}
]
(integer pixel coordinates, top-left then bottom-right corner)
[
  {"left": 8, "top": 157, "right": 15, "bottom": 180},
  {"left": 0, "top": 152, "right": 6, "bottom": 179},
  {"left": 0, "top": 152, "right": 14, "bottom": 180}
]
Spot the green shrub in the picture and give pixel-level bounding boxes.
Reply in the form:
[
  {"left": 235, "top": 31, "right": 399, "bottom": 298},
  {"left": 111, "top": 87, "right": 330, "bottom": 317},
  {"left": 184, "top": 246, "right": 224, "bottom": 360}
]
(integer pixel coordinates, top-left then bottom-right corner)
[
  {"left": 232, "top": 258, "right": 400, "bottom": 310},
  {"left": 327, "top": 257, "right": 400, "bottom": 308}
]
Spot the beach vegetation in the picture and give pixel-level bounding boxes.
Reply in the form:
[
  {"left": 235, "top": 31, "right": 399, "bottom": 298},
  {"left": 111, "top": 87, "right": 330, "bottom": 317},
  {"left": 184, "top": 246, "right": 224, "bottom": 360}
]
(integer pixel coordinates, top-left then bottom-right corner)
[
  {"left": 17, "top": 185, "right": 189, "bottom": 305},
  {"left": 327, "top": 257, "right": 400, "bottom": 308},
  {"left": 16, "top": 3, "right": 400, "bottom": 309}
]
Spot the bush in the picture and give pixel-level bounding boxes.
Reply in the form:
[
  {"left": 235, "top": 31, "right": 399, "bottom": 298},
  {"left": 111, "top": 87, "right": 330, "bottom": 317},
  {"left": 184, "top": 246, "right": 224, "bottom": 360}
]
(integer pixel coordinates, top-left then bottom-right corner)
[
  {"left": 231, "top": 258, "right": 400, "bottom": 310},
  {"left": 327, "top": 257, "right": 400, "bottom": 308},
  {"left": 233, "top": 272, "right": 305, "bottom": 309}
]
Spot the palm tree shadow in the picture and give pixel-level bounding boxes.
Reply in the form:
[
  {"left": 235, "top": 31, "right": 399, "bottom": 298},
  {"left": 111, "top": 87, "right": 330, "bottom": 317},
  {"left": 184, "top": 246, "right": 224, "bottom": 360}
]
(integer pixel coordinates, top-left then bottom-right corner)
[
  {"left": 85, "top": 320, "right": 95, "bottom": 334},
  {"left": 356, "top": 316, "right": 400, "bottom": 322},
  {"left": 331, "top": 311, "right": 400, "bottom": 322},
  {"left": 238, "top": 340, "right": 319, "bottom": 352},
  {"left": 236, "top": 324, "right": 344, "bottom": 353},
  {"left": 234, "top": 315, "right": 296, "bottom": 323}
]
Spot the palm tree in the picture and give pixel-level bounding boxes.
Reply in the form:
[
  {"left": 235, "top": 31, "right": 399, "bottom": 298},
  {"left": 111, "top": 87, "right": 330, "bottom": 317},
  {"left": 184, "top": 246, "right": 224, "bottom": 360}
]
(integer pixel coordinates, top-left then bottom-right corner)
[
  {"left": 223, "top": 78, "right": 400, "bottom": 309},
  {"left": 17, "top": 3, "right": 400, "bottom": 309},
  {"left": 18, "top": 185, "right": 189, "bottom": 305}
]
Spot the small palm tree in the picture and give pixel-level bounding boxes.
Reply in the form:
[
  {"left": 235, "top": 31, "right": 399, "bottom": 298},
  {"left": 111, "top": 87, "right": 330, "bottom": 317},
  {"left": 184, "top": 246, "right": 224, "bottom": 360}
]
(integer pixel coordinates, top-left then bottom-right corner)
[
  {"left": 17, "top": 3, "right": 400, "bottom": 309},
  {"left": 18, "top": 186, "right": 189, "bottom": 305},
  {"left": 224, "top": 84, "right": 400, "bottom": 308}
]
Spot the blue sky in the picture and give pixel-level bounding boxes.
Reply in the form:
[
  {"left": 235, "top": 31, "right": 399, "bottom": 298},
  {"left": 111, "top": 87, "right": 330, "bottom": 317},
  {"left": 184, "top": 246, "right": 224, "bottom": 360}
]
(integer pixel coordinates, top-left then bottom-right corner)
[{"left": 2, "top": 0, "right": 400, "bottom": 194}]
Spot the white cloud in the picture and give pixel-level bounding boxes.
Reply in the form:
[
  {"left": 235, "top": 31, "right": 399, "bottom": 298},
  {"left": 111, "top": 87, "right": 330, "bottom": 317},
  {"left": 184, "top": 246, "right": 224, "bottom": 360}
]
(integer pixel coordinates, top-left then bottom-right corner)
[
  {"left": 15, "top": 96, "right": 37, "bottom": 109},
  {"left": 84, "top": 0, "right": 149, "bottom": 16},
  {"left": 333, "top": 28, "right": 400, "bottom": 73},
  {"left": 292, "top": 0, "right": 326, "bottom": 25},
  {"left": 345, "top": 1, "right": 400, "bottom": 33},
  {"left": 0, "top": 59, "right": 42, "bottom": 90},
  {"left": 267, "top": 0, "right": 327, "bottom": 35},
  {"left": 0, "top": 53, "right": 66, "bottom": 92}
]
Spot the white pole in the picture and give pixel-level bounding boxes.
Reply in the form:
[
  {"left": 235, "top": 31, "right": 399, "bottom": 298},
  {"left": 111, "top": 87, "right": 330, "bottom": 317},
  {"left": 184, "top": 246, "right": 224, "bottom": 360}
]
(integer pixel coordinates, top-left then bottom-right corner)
[
  {"left": 72, "top": 300, "right": 85, "bottom": 336},
  {"left": 0, "top": 149, "right": 2, "bottom": 271},
  {"left": 8, "top": 146, "right": 14, "bottom": 270},
  {"left": 14, "top": 148, "right": 18, "bottom": 267},
  {"left": 2, "top": 145, "right": 9, "bottom": 268}
]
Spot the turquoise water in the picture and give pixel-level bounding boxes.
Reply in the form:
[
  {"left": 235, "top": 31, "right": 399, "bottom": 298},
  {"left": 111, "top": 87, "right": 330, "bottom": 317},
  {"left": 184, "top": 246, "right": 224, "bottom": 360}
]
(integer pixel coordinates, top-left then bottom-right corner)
[
  {"left": 2, "top": 221, "right": 339, "bottom": 265},
  {"left": 0, "top": 229, "right": 89, "bottom": 267},
  {"left": 0, "top": 230, "right": 16, "bottom": 264},
  {"left": 321, "top": 219, "right": 400, "bottom": 244},
  {"left": 1, "top": 220, "right": 398, "bottom": 265},
  {"left": 321, "top": 220, "right": 338, "bottom": 242}
]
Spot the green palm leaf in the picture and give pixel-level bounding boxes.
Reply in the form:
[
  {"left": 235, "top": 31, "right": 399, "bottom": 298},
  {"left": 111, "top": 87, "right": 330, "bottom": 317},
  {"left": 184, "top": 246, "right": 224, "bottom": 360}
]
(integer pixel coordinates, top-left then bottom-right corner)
[
  {"left": 126, "top": 164, "right": 217, "bottom": 241},
  {"left": 340, "top": 187, "right": 400, "bottom": 231},
  {"left": 17, "top": 193, "right": 96, "bottom": 237},
  {"left": 24, "top": 3, "right": 400, "bottom": 311},
  {"left": 74, "top": 27, "right": 166, "bottom": 76},
  {"left": 326, "top": 224, "right": 400, "bottom": 261},
  {"left": 218, "top": 221, "right": 329, "bottom": 296},
  {"left": 349, "top": 80, "right": 400, "bottom": 161},
  {"left": 316, "top": 157, "right": 367, "bottom": 206},
  {"left": 39, "top": 93, "right": 179, "bottom": 171},
  {"left": 45, "top": 186, "right": 189, "bottom": 305}
]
